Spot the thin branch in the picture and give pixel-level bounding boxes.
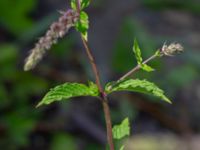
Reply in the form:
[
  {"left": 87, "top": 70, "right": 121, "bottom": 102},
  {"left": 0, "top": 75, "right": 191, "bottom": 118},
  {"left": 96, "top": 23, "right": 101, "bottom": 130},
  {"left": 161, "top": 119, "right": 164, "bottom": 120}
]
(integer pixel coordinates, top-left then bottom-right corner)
[
  {"left": 118, "top": 42, "right": 184, "bottom": 81},
  {"left": 119, "top": 54, "right": 158, "bottom": 81}
]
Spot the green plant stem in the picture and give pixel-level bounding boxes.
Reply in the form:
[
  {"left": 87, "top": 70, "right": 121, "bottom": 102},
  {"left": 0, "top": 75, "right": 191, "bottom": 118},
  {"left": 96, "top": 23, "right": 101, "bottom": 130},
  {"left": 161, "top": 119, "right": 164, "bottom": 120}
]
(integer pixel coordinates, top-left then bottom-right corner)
[
  {"left": 81, "top": 36, "right": 115, "bottom": 150},
  {"left": 119, "top": 54, "right": 158, "bottom": 81}
]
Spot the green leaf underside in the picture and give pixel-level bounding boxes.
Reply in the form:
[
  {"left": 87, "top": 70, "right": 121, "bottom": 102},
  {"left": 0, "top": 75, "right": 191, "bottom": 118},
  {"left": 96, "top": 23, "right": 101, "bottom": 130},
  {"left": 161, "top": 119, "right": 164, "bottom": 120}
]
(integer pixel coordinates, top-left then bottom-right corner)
[
  {"left": 105, "top": 79, "right": 171, "bottom": 103},
  {"left": 37, "top": 82, "right": 98, "bottom": 107},
  {"left": 75, "top": 11, "right": 89, "bottom": 40},
  {"left": 112, "top": 118, "right": 130, "bottom": 140}
]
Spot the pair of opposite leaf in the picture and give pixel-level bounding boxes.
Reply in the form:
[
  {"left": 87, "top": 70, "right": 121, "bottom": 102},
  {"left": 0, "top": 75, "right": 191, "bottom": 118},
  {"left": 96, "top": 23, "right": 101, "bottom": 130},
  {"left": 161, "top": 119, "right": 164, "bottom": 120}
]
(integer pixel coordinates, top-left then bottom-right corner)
[
  {"left": 23, "top": 0, "right": 171, "bottom": 107},
  {"left": 71, "top": 0, "right": 90, "bottom": 40},
  {"left": 133, "top": 39, "right": 155, "bottom": 72},
  {"left": 37, "top": 39, "right": 171, "bottom": 107}
]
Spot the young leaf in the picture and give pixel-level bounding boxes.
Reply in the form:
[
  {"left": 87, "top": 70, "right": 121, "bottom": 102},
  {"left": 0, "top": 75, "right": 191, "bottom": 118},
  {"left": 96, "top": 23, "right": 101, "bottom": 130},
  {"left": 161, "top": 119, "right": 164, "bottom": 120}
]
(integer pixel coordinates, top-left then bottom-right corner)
[
  {"left": 141, "top": 64, "right": 154, "bottom": 72},
  {"left": 155, "top": 49, "right": 162, "bottom": 57},
  {"left": 71, "top": 0, "right": 91, "bottom": 11},
  {"left": 112, "top": 118, "right": 130, "bottom": 140},
  {"left": 37, "top": 82, "right": 98, "bottom": 107},
  {"left": 133, "top": 39, "right": 154, "bottom": 72},
  {"left": 81, "top": 0, "right": 91, "bottom": 10},
  {"left": 75, "top": 11, "right": 89, "bottom": 40},
  {"left": 105, "top": 79, "right": 171, "bottom": 103},
  {"left": 133, "top": 38, "right": 142, "bottom": 64}
]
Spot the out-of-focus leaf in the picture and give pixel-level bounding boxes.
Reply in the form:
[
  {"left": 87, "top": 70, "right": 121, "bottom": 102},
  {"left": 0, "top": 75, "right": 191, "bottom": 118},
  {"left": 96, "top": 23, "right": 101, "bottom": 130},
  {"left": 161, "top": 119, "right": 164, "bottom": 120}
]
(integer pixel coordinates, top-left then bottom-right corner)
[
  {"left": 120, "top": 145, "right": 125, "bottom": 150},
  {"left": 87, "top": 144, "right": 102, "bottom": 150},
  {"left": 0, "top": 44, "right": 18, "bottom": 79},
  {"left": 112, "top": 118, "right": 130, "bottom": 140},
  {"left": 0, "top": 85, "right": 8, "bottom": 107},
  {"left": 142, "top": 0, "right": 200, "bottom": 14},
  {"left": 3, "top": 112, "right": 36, "bottom": 146},
  {"left": 0, "top": 44, "right": 18, "bottom": 64},
  {"left": 0, "top": 0, "right": 36, "bottom": 35},
  {"left": 13, "top": 73, "right": 48, "bottom": 100},
  {"left": 51, "top": 134, "right": 78, "bottom": 150}
]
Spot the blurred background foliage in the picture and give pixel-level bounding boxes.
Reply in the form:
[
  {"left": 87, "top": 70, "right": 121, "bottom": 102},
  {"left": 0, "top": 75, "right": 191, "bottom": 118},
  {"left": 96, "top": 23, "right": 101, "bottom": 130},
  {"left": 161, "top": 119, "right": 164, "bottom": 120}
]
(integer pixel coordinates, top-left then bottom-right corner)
[{"left": 0, "top": 0, "right": 200, "bottom": 150}]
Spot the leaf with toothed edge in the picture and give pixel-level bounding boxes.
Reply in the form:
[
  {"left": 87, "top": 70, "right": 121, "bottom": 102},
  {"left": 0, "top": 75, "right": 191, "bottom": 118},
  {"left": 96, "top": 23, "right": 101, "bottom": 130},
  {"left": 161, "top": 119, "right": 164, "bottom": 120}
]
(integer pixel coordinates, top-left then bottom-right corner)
[
  {"left": 70, "top": 0, "right": 90, "bottom": 40},
  {"left": 112, "top": 118, "right": 130, "bottom": 140},
  {"left": 105, "top": 79, "right": 171, "bottom": 103},
  {"left": 75, "top": 11, "right": 89, "bottom": 41},
  {"left": 133, "top": 39, "right": 154, "bottom": 72},
  {"left": 37, "top": 82, "right": 99, "bottom": 107}
]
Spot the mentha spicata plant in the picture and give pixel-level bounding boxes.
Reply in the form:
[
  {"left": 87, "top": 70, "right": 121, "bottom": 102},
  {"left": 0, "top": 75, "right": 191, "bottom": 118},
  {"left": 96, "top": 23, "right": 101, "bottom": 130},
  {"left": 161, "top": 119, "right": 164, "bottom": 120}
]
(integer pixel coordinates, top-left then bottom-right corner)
[{"left": 24, "top": 0, "right": 184, "bottom": 149}]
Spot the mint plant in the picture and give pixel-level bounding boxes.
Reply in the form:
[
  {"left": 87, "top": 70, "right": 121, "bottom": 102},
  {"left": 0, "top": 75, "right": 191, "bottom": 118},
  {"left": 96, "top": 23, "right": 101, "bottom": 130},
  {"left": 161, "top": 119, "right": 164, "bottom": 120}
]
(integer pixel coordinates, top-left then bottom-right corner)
[{"left": 24, "top": 0, "right": 183, "bottom": 149}]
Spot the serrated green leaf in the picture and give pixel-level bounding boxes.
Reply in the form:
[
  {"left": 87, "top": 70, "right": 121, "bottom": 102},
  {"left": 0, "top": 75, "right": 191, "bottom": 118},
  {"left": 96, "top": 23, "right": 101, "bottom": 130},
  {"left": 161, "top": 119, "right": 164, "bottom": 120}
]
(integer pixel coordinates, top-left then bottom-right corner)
[
  {"left": 75, "top": 11, "right": 89, "bottom": 40},
  {"left": 133, "top": 39, "right": 154, "bottom": 72},
  {"left": 37, "top": 82, "right": 98, "bottom": 107},
  {"left": 105, "top": 79, "right": 171, "bottom": 103},
  {"left": 141, "top": 64, "right": 154, "bottom": 72},
  {"left": 71, "top": 0, "right": 91, "bottom": 10},
  {"left": 112, "top": 118, "right": 130, "bottom": 140},
  {"left": 133, "top": 38, "right": 143, "bottom": 64}
]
